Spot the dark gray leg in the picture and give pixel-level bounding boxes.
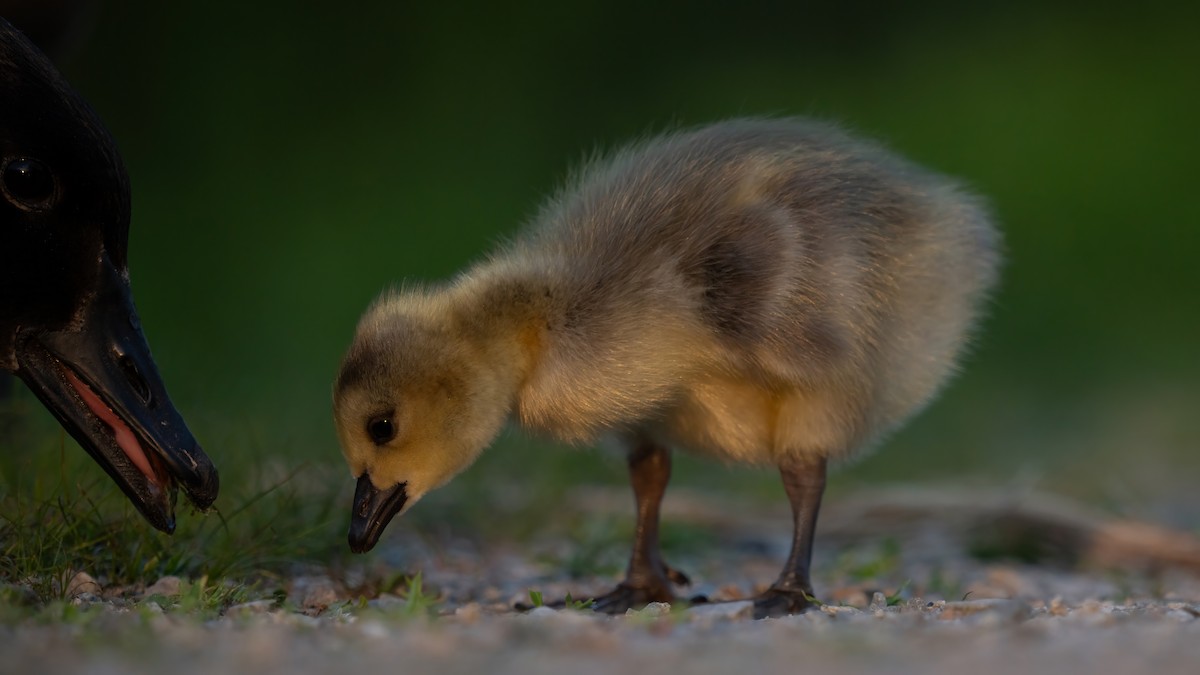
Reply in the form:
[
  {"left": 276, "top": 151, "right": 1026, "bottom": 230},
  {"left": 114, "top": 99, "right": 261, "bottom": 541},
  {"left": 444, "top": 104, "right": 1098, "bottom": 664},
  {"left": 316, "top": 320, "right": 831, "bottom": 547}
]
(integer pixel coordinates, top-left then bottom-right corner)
[
  {"left": 754, "top": 456, "right": 827, "bottom": 618},
  {"left": 589, "top": 438, "right": 689, "bottom": 613}
]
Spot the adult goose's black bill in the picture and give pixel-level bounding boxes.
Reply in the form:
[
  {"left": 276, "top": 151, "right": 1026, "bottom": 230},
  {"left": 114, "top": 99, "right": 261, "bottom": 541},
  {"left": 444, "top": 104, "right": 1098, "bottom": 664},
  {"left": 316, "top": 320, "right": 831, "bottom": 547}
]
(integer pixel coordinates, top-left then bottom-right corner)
[
  {"left": 348, "top": 475, "right": 407, "bottom": 553},
  {"left": 13, "top": 255, "right": 218, "bottom": 533},
  {"left": 1, "top": 17, "right": 219, "bottom": 532}
]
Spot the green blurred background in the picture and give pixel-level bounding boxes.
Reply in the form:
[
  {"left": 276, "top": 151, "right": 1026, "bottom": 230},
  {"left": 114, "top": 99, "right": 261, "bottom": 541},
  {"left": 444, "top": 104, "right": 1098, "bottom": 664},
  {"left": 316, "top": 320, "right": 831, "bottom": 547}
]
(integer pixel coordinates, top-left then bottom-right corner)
[{"left": 4, "top": 0, "right": 1199, "bottom": 555}]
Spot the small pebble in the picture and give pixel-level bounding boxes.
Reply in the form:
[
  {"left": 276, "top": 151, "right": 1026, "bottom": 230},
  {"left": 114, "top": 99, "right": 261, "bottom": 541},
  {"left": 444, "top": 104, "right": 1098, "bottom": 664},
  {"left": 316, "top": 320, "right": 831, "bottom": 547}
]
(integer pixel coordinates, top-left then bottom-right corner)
[
  {"left": 454, "top": 602, "right": 483, "bottom": 623},
  {"left": 626, "top": 602, "right": 671, "bottom": 617},
  {"left": 224, "top": 600, "right": 276, "bottom": 618},
  {"left": 288, "top": 576, "right": 340, "bottom": 612},
  {"left": 526, "top": 606, "right": 559, "bottom": 619},
  {"left": 1048, "top": 596, "right": 1069, "bottom": 616},
  {"left": 868, "top": 592, "right": 888, "bottom": 611},
  {"left": 144, "top": 576, "right": 182, "bottom": 598},
  {"left": 358, "top": 620, "right": 390, "bottom": 639},
  {"left": 65, "top": 571, "right": 100, "bottom": 598},
  {"left": 71, "top": 593, "right": 100, "bottom": 606}
]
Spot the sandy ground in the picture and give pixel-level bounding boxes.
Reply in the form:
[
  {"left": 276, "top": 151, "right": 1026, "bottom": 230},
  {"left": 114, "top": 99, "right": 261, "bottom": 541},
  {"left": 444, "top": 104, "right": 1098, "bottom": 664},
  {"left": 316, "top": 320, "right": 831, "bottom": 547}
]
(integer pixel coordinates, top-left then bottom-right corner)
[
  {"left": 3, "top": 487, "right": 1200, "bottom": 675},
  {"left": 6, "top": 598, "right": 1200, "bottom": 675}
]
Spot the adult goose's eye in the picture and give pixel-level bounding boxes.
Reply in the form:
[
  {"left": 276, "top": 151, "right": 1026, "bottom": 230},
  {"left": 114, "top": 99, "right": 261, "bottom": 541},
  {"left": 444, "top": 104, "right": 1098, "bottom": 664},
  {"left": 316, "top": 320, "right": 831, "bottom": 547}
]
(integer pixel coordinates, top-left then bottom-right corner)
[
  {"left": 2, "top": 158, "right": 57, "bottom": 209},
  {"left": 367, "top": 415, "right": 397, "bottom": 445}
]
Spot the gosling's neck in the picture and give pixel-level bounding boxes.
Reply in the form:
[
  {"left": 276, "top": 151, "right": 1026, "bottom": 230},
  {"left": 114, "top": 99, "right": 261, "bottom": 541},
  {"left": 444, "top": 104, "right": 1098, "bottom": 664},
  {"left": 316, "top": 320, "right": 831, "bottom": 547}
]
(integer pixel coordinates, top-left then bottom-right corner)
[{"left": 444, "top": 264, "right": 555, "bottom": 395}]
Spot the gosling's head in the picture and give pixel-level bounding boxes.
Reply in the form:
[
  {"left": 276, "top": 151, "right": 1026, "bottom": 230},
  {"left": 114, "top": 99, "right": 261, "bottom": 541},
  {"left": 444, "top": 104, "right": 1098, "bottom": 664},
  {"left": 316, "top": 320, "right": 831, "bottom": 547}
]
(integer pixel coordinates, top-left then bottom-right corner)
[{"left": 334, "top": 292, "right": 515, "bottom": 553}]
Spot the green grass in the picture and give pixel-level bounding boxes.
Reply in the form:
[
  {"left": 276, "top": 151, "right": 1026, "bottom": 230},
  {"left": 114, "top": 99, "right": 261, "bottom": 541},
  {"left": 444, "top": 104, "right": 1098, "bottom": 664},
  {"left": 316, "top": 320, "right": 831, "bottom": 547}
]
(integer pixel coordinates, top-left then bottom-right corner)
[
  {"left": 525, "top": 590, "right": 594, "bottom": 611},
  {"left": 562, "top": 594, "right": 596, "bottom": 611},
  {"left": 160, "top": 576, "right": 256, "bottom": 618},
  {"left": 351, "top": 572, "right": 441, "bottom": 621},
  {"left": 885, "top": 581, "right": 911, "bottom": 607},
  {"left": 0, "top": 456, "right": 346, "bottom": 585},
  {"left": 0, "top": 394, "right": 350, "bottom": 615}
]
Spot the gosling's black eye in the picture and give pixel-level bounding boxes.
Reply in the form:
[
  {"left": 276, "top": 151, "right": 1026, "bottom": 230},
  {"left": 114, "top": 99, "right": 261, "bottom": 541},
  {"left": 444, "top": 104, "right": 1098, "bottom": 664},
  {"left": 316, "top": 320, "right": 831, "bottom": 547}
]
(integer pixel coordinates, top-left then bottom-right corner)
[
  {"left": 367, "top": 415, "right": 396, "bottom": 445},
  {"left": 2, "top": 158, "right": 57, "bottom": 209}
]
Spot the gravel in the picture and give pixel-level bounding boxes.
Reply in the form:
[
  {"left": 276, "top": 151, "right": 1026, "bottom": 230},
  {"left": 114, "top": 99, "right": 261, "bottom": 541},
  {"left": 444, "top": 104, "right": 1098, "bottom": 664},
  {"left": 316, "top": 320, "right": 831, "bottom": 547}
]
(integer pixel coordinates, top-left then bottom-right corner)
[
  {"left": 4, "top": 593, "right": 1199, "bottom": 675},
  {"left": 3, "top": 488, "right": 1199, "bottom": 674}
]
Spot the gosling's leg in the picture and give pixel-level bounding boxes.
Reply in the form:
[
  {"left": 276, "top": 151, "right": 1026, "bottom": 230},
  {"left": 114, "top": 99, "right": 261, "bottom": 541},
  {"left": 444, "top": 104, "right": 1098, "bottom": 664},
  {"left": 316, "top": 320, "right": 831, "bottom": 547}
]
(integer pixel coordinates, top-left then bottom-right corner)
[
  {"left": 754, "top": 456, "right": 827, "bottom": 618},
  {"left": 590, "top": 439, "right": 689, "bottom": 613}
]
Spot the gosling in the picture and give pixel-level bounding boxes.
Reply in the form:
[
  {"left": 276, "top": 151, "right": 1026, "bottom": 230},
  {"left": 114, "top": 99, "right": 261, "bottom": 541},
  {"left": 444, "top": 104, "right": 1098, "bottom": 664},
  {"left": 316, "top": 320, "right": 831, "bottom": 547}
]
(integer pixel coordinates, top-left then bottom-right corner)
[{"left": 334, "top": 117, "right": 1001, "bottom": 618}]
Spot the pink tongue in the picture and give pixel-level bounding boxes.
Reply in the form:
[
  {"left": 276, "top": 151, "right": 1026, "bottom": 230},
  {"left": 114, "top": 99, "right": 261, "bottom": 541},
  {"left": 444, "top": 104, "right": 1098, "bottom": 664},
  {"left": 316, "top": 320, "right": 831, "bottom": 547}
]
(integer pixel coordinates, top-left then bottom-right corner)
[{"left": 63, "top": 368, "right": 159, "bottom": 485}]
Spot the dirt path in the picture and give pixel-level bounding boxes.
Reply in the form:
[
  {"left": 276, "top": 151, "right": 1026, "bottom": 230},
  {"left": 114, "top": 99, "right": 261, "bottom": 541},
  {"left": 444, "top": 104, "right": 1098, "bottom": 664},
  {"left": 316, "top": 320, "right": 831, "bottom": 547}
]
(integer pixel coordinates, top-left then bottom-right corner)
[{"left": 3, "top": 488, "right": 1199, "bottom": 675}]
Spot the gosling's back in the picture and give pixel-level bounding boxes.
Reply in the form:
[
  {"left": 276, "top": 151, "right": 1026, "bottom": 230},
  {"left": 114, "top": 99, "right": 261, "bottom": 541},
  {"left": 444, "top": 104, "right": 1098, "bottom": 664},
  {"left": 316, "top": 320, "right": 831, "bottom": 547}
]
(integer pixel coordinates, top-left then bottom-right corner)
[{"left": 484, "top": 118, "right": 1000, "bottom": 461}]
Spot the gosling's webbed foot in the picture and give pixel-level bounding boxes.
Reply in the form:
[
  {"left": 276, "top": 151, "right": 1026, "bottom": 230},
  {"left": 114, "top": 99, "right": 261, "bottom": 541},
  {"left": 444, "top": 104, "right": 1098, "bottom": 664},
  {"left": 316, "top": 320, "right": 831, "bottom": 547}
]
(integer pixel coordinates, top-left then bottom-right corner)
[
  {"left": 514, "top": 560, "right": 691, "bottom": 614},
  {"left": 587, "top": 560, "right": 691, "bottom": 613},
  {"left": 589, "top": 581, "right": 676, "bottom": 614},
  {"left": 514, "top": 585, "right": 670, "bottom": 613},
  {"left": 753, "top": 586, "right": 817, "bottom": 619}
]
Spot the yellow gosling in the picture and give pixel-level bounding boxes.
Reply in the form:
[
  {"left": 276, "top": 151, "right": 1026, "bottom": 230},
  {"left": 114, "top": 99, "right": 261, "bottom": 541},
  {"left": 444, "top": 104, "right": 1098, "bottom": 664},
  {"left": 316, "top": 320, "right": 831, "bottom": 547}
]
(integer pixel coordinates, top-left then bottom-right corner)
[{"left": 333, "top": 117, "right": 1001, "bottom": 617}]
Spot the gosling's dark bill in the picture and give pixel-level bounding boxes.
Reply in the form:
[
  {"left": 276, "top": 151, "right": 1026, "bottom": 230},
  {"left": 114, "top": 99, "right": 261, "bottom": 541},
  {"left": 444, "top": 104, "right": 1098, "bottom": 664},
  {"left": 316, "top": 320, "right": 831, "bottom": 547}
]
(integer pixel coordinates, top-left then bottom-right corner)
[
  {"left": 0, "top": 18, "right": 218, "bottom": 532},
  {"left": 334, "top": 118, "right": 1000, "bottom": 616}
]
